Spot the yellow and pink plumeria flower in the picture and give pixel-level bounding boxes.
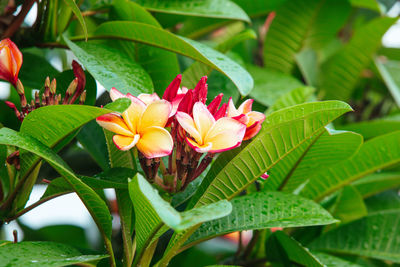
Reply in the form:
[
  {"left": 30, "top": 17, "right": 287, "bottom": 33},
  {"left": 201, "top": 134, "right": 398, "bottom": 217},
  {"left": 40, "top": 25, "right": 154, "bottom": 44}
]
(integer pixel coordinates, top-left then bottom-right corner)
[
  {"left": 96, "top": 88, "right": 173, "bottom": 158},
  {"left": 176, "top": 102, "right": 246, "bottom": 153},
  {"left": 227, "top": 98, "right": 265, "bottom": 140}
]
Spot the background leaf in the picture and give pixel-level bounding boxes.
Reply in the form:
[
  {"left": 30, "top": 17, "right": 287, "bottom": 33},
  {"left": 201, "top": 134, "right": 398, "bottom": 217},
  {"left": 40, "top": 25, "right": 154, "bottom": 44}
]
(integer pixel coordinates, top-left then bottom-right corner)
[
  {"left": 93, "top": 21, "right": 254, "bottom": 95},
  {"left": 65, "top": 39, "right": 154, "bottom": 95},
  {"left": 300, "top": 130, "right": 400, "bottom": 201},
  {"left": 0, "top": 241, "right": 107, "bottom": 267}
]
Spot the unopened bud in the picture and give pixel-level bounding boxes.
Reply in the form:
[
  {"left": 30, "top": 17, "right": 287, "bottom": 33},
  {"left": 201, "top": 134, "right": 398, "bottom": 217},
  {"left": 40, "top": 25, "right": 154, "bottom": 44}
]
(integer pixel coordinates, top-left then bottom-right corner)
[
  {"left": 45, "top": 76, "right": 50, "bottom": 88},
  {"left": 50, "top": 78, "right": 57, "bottom": 94},
  {"left": 79, "top": 90, "right": 86, "bottom": 104},
  {"left": 67, "top": 78, "right": 78, "bottom": 95},
  {"left": 16, "top": 79, "right": 24, "bottom": 95}
]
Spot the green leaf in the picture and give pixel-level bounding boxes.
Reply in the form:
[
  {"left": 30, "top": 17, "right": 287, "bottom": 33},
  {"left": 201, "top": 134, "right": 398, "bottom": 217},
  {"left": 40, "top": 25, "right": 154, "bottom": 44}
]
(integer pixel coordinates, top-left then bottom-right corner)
[
  {"left": 312, "top": 251, "right": 364, "bottom": 267},
  {"left": 76, "top": 120, "right": 109, "bottom": 170},
  {"left": 0, "top": 128, "right": 113, "bottom": 240},
  {"left": 248, "top": 65, "right": 304, "bottom": 107},
  {"left": 134, "top": 0, "right": 250, "bottom": 22},
  {"left": 295, "top": 49, "right": 319, "bottom": 86},
  {"left": 19, "top": 223, "right": 90, "bottom": 250},
  {"left": 263, "top": 0, "right": 351, "bottom": 73},
  {"left": 19, "top": 51, "right": 60, "bottom": 89},
  {"left": 0, "top": 241, "right": 107, "bottom": 266},
  {"left": 93, "top": 21, "right": 254, "bottom": 96},
  {"left": 329, "top": 185, "right": 368, "bottom": 225},
  {"left": 185, "top": 191, "right": 337, "bottom": 248},
  {"left": 374, "top": 58, "right": 400, "bottom": 107},
  {"left": 300, "top": 130, "right": 400, "bottom": 201},
  {"left": 281, "top": 129, "right": 363, "bottom": 193},
  {"left": 62, "top": 0, "right": 88, "bottom": 40},
  {"left": 182, "top": 29, "right": 256, "bottom": 89},
  {"left": 339, "top": 115, "right": 400, "bottom": 140},
  {"left": 320, "top": 17, "right": 397, "bottom": 100},
  {"left": 64, "top": 38, "right": 154, "bottom": 95},
  {"left": 349, "top": 0, "right": 381, "bottom": 12},
  {"left": 364, "top": 190, "right": 400, "bottom": 215},
  {"left": 129, "top": 174, "right": 232, "bottom": 262},
  {"left": 353, "top": 172, "right": 400, "bottom": 198},
  {"left": 192, "top": 101, "right": 352, "bottom": 208},
  {"left": 233, "top": 0, "right": 286, "bottom": 17},
  {"left": 267, "top": 231, "right": 324, "bottom": 267},
  {"left": 20, "top": 102, "right": 128, "bottom": 148},
  {"left": 311, "top": 193, "right": 400, "bottom": 262},
  {"left": 110, "top": 0, "right": 180, "bottom": 95},
  {"left": 266, "top": 86, "right": 315, "bottom": 115}
]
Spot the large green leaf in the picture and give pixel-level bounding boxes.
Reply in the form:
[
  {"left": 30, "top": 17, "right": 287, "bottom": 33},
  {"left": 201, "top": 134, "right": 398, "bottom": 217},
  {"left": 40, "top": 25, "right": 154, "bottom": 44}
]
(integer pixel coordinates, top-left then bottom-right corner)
[
  {"left": 311, "top": 192, "right": 400, "bottom": 262},
  {"left": 0, "top": 241, "right": 107, "bottom": 267},
  {"left": 129, "top": 174, "right": 232, "bottom": 263},
  {"left": 267, "top": 231, "right": 324, "bottom": 267},
  {"left": 0, "top": 128, "right": 113, "bottom": 240},
  {"left": 134, "top": 0, "right": 250, "bottom": 22},
  {"left": 64, "top": 39, "right": 154, "bottom": 95},
  {"left": 281, "top": 129, "right": 363, "bottom": 193},
  {"left": 374, "top": 58, "right": 400, "bottom": 107},
  {"left": 110, "top": 0, "right": 180, "bottom": 95},
  {"left": 185, "top": 191, "right": 337, "bottom": 248},
  {"left": 300, "top": 130, "right": 400, "bottom": 201},
  {"left": 248, "top": 65, "right": 304, "bottom": 107},
  {"left": 339, "top": 115, "right": 400, "bottom": 140},
  {"left": 160, "top": 101, "right": 352, "bottom": 265},
  {"left": 263, "top": 0, "right": 351, "bottom": 73},
  {"left": 320, "top": 17, "right": 397, "bottom": 100},
  {"left": 92, "top": 21, "right": 254, "bottom": 95},
  {"left": 265, "top": 86, "right": 315, "bottom": 114},
  {"left": 352, "top": 172, "right": 400, "bottom": 198}
]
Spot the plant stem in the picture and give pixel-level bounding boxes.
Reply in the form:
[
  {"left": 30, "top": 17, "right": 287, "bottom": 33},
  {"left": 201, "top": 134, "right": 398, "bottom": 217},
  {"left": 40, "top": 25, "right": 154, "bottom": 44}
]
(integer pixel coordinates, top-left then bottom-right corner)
[{"left": 243, "top": 230, "right": 261, "bottom": 259}]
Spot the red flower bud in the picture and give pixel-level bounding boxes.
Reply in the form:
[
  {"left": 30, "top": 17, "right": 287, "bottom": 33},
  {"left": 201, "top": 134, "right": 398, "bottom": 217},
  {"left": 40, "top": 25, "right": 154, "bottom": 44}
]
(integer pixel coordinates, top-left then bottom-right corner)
[
  {"left": 207, "top": 93, "right": 223, "bottom": 116},
  {"left": 214, "top": 102, "right": 227, "bottom": 120},
  {"left": 162, "top": 74, "right": 182, "bottom": 101},
  {"left": 0, "top": 38, "right": 22, "bottom": 86},
  {"left": 193, "top": 76, "right": 207, "bottom": 104},
  {"left": 177, "top": 89, "right": 193, "bottom": 114}
]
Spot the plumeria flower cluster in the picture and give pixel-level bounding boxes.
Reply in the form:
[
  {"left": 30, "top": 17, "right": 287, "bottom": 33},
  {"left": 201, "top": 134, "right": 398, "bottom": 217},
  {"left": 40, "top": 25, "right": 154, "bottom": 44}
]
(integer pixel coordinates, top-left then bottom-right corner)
[
  {"left": 0, "top": 38, "right": 87, "bottom": 122},
  {"left": 97, "top": 75, "right": 266, "bottom": 193}
]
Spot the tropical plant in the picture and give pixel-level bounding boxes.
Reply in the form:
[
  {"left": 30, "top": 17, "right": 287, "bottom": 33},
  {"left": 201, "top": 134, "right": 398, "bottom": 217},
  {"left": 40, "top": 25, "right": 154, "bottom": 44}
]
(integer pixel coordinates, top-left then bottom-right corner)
[{"left": 0, "top": 0, "right": 399, "bottom": 266}]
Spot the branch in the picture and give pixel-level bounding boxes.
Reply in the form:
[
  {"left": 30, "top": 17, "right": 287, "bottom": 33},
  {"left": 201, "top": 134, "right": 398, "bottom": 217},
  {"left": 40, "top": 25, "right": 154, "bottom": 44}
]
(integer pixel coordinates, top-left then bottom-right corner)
[{"left": 3, "top": 0, "right": 36, "bottom": 38}]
